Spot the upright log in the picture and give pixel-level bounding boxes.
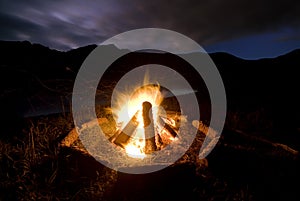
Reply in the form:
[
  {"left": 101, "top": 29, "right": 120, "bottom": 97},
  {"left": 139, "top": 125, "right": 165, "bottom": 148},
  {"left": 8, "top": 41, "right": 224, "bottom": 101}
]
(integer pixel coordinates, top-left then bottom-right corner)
[{"left": 142, "top": 101, "right": 157, "bottom": 154}]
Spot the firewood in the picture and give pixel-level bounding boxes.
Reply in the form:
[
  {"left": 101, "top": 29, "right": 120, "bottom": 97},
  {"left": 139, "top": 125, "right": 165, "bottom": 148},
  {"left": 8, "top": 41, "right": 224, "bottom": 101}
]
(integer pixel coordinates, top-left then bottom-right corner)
[
  {"left": 113, "top": 110, "right": 139, "bottom": 148},
  {"left": 143, "top": 101, "right": 157, "bottom": 154},
  {"left": 158, "top": 116, "right": 178, "bottom": 138}
]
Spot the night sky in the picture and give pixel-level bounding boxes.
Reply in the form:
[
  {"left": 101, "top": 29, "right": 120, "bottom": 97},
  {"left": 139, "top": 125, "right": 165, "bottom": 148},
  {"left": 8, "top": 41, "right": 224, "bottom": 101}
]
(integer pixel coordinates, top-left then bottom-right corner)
[{"left": 1, "top": 0, "right": 300, "bottom": 59}]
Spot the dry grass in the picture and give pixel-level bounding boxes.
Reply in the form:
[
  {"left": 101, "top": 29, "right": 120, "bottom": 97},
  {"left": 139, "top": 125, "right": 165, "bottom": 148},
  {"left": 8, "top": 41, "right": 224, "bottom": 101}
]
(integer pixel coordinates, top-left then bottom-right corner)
[
  {"left": 0, "top": 114, "right": 117, "bottom": 200},
  {"left": 1, "top": 108, "right": 299, "bottom": 200}
]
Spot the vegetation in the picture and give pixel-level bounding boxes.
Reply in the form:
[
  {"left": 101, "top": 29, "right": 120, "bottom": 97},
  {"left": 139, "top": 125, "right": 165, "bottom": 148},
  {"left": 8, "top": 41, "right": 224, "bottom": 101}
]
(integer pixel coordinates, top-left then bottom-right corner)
[{"left": 1, "top": 109, "right": 299, "bottom": 200}]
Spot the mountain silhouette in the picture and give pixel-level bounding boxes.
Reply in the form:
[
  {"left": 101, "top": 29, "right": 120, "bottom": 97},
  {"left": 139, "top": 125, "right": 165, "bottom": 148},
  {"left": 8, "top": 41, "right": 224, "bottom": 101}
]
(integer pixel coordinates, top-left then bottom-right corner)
[{"left": 1, "top": 40, "right": 299, "bottom": 136}]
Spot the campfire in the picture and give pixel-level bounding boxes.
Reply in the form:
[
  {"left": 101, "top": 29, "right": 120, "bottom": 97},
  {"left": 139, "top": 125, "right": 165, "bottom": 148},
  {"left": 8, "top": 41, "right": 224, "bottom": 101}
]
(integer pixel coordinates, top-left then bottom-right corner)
[{"left": 109, "top": 84, "right": 181, "bottom": 159}]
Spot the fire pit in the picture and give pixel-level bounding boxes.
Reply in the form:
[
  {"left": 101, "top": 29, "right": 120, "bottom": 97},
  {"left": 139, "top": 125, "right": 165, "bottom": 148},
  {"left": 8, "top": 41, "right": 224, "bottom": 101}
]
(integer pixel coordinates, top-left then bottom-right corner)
[
  {"left": 67, "top": 65, "right": 202, "bottom": 173},
  {"left": 62, "top": 80, "right": 201, "bottom": 173}
]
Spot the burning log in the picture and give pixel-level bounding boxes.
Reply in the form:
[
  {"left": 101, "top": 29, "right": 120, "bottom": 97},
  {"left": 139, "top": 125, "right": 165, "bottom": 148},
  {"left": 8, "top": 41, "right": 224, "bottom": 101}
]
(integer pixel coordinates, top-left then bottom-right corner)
[
  {"left": 142, "top": 101, "right": 157, "bottom": 154},
  {"left": 113, "top": 110, "right": 140, "bottom": 148},
  {"left": 158, "top": 116, "right": 178, "bottom": 138}
]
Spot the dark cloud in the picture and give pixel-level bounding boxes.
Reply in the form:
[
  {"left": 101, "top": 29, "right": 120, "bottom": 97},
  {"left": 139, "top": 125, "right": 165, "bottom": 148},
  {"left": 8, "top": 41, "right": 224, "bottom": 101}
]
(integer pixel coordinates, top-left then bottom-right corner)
[
  {"left": 0, "top": 0, "right": 300, "bottom": 50},
  {"left": 0, "top": 12, "right": 43, "bottom": 39},
  {"left": 119, "top": 0, "right": 300, "bottom": 45}
]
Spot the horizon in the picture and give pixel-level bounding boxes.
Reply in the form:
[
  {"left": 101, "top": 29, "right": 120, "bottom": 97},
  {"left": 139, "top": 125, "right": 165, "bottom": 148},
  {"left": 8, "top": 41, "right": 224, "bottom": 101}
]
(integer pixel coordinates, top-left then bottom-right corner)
[
  {"left": 1, "top": 39, "right": 299, "bottom": 61},
  {"left": 0, "top": 40, "right": 300, "bottom": 60}
]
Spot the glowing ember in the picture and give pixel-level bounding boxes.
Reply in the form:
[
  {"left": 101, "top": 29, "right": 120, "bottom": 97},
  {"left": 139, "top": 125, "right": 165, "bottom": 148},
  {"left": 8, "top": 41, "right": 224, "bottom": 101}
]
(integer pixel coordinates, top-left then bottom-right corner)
[{"left": 124, "top": 141, "right": 146, "bottom": 159}]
